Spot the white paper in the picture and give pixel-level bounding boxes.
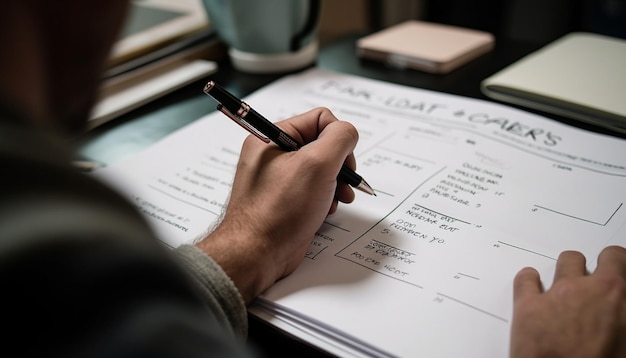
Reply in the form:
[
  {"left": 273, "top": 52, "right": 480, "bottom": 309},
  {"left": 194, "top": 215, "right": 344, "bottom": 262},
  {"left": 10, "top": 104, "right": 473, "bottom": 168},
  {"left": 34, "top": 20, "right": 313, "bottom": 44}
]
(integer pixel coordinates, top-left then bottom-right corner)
[{"left": 93, "top": 68, "right": 626, "bottom": 357}]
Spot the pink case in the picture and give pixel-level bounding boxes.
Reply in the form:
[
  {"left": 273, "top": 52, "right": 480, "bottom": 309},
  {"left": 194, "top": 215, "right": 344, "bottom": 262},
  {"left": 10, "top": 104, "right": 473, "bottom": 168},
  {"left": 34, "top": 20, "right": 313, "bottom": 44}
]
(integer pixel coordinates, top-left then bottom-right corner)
[{"left": 357, "top": 21, "right": 495, "bottom": 74}]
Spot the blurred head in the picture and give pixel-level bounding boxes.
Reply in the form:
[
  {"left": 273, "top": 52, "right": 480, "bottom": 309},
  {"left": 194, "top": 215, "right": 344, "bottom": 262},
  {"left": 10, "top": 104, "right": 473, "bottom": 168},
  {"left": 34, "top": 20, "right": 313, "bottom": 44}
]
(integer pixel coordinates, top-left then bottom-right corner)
[{"left": 0, "top": 0, "right": 130, "bottom": 135}]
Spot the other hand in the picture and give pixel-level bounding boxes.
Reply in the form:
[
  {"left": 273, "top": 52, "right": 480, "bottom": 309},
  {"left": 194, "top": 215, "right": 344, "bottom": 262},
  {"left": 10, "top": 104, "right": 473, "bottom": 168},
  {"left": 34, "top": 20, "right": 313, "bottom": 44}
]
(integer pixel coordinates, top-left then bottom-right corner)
[{"left": 510, "top": 245, "right": 626, "bottom": 358}]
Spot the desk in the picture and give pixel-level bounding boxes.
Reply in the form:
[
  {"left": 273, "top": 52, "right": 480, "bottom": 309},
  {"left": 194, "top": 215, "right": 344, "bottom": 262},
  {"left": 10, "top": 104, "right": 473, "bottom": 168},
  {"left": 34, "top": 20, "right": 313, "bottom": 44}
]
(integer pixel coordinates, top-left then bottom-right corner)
[{"left": 75, "top": 33, "right": 623, "bottom": 357}]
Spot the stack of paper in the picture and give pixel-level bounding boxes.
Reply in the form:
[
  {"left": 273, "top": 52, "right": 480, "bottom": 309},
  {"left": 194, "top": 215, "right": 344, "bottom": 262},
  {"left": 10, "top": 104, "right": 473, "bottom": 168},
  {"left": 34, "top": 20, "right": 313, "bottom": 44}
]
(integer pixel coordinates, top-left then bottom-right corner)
[{"left": 93, "top": 68, "right": 626, "bottom": 357}]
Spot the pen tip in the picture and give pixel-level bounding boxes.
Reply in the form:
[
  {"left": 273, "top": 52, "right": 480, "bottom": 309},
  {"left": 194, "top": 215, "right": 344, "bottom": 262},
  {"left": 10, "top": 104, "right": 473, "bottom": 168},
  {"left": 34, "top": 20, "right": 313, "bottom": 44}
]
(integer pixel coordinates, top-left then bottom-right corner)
[{"left": 356, "top": 180, "right": 376, "bottom": 196}]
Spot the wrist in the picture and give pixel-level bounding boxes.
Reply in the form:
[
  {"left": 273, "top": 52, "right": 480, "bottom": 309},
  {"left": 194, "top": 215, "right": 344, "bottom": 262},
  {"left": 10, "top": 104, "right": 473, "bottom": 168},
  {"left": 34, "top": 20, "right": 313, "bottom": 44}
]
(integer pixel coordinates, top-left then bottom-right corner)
[{"left": 195, "top": 221, "right": 278, "bottom": 303}]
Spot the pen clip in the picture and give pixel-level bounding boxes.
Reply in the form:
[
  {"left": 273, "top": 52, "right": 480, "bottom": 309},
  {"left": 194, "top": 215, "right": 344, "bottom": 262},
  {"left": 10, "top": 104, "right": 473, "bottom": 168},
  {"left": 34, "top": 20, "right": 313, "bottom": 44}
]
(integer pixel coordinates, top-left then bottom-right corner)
[{"left": 217, "top": 104, "right": 270, "bottom": 143}]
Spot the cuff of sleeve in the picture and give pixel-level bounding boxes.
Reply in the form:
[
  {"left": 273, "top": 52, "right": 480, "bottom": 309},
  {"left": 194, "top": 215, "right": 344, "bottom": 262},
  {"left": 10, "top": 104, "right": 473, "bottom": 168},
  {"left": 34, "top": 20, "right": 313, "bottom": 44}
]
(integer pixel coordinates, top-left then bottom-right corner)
[{"left": 173, "top": 244, "right": 248, "bottom": 339}]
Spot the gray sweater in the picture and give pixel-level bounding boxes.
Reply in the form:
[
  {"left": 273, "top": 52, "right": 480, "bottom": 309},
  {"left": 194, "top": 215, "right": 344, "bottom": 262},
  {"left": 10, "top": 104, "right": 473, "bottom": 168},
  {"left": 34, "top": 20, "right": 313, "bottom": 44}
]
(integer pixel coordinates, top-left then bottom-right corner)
[{"left": 0, "top": 115, "right": 253, "bottom": 357}]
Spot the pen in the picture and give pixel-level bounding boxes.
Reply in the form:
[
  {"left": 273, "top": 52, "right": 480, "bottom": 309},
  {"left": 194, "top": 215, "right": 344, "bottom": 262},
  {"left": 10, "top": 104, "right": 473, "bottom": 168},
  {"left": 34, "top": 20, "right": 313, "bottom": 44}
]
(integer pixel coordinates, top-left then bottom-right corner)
[{"left": 203, "top": 81, "right": 375, "bottom": 196}]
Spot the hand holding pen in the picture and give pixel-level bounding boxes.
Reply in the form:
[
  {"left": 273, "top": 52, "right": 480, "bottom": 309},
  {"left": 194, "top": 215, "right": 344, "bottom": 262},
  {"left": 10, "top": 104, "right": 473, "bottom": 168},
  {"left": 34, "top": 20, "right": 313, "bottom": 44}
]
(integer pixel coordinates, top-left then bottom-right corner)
[
  {"left": 196, "top": 102, "right": 368, "bottom": 302},
  {"left": 203, "top": 81, "right": 375, "bottom": 196}
]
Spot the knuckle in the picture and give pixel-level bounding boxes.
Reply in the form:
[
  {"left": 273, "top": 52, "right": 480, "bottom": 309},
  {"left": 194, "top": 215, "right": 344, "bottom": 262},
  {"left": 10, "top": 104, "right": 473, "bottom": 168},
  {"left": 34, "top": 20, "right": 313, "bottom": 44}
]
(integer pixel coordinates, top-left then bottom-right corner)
[
  {"left": 343, "top": 121, "right": 359, "bottom": 140},
  {"left": 333, "top": 121, "right": 359, "bottom": 143},
  {"left": 597, "top": 273, "right": 626, "bottom": 292},
  {"left": 315, "top": 106, "right": 333, "bottom": 115}
]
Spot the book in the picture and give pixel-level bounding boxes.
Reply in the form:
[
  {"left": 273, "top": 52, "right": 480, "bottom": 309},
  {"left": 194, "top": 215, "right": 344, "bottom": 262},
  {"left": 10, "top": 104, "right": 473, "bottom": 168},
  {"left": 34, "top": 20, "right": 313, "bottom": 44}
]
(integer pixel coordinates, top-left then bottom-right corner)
[
  {"left": 481, "top": 32, "right": 626, "bottom": 134},
  {"left": 109, "top": 0, "right": 210, "bottom": 67},
  {"left": 89, "top": 0, "right": 221, "bottom": 129},
  {"left": 93, "top": 68, "right": 626, "bottom": 357}
]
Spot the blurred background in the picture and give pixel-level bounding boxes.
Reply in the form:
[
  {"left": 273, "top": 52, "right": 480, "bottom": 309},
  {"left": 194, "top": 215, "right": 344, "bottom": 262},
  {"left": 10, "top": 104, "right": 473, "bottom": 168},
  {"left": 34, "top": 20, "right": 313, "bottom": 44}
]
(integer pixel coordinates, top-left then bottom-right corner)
[
  {"left": 92, "top": 0, "right": 625, "bottom": 133},
  {"left": 319, "top": 0, "right": 626, "bottom": 47}
]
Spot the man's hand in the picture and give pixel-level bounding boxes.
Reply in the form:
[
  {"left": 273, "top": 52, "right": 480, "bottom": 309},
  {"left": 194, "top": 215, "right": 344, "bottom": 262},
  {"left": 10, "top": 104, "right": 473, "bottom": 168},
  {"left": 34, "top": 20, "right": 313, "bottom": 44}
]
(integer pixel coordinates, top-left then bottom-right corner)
[
  {"left": 196, "top": 107, "right": 359, "bottom": 303},
  {"left": 510, "top": 245, "right": 626, "bottom": 358}
]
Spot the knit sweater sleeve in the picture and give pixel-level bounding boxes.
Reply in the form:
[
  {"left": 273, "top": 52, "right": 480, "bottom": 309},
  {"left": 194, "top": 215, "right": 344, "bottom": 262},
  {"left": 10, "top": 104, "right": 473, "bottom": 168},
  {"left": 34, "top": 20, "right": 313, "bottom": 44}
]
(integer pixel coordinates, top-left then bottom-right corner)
[{"left": 173, "top": 244, "right": 249, "bottom": 339}]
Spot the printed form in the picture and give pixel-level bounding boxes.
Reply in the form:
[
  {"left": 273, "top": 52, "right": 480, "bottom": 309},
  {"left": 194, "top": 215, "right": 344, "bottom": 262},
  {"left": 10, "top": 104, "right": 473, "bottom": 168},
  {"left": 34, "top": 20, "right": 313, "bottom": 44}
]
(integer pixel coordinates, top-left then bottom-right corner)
[{"left": 93, "top": 68, "right": 626, "bottom": 357}]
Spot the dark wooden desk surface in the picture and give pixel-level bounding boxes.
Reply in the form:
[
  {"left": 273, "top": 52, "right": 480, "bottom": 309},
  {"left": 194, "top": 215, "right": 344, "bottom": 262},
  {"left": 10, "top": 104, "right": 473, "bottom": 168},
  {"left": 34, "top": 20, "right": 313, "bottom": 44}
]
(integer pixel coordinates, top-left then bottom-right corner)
[{"left": 75, "top": 33, "right": 624, "bottom": 357}]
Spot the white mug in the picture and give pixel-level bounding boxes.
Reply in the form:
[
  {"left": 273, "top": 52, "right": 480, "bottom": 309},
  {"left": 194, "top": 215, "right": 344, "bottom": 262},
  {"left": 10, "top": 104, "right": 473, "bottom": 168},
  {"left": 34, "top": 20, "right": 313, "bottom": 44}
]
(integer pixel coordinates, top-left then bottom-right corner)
[{"left": 202, "top": 0, "right": 321, "bottom": 73}]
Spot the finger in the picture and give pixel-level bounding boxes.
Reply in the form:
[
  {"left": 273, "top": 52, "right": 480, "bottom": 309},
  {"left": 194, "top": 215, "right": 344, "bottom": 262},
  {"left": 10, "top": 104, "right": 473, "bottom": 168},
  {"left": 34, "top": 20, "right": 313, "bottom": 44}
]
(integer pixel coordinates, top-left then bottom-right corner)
[
  {"left": 314, "top": 120, "right": 358, "bottom": 158},
  {"left": 343, "top": 152, "right": 357, "bottom": 172},
  {"left": 276, "top": 108, "right": 360, "bottom": 192},
  {"left": 328, "top": 200, "right": 339, "bottom": 215},
  {"left": 276, "top": 107, "right": 342, "bottom": 145},
  {"left": 295, "top": 120, "right": 358, "bottom": 185},
  {"left": 594, "top": 245, "right": 626, "bottom": 278},
  {"left": 513, "top": 267, "right": 542, "bottom": 301},
  {"left": 274, "top": 108, "right": 359, "bottom": 169},
  {"left": 553, "top": 250, "right": 586, "bottom": 281},
  {"left": 335, "top": 182, "right": 355, "bottom": 204}
]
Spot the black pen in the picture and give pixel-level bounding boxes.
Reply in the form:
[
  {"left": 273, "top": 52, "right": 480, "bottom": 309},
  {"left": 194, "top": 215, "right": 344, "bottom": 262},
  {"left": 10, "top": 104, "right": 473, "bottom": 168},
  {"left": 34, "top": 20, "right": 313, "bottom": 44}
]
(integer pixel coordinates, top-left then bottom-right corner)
[{"left": 203, "top": 81, "right": 375, "bottom": 196}]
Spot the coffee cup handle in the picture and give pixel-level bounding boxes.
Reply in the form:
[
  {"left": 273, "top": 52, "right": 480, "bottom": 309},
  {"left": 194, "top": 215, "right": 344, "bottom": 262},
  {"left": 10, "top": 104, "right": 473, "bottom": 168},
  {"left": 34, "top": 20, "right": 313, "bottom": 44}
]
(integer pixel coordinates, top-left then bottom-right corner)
[{"left": 289, "top": 0, "right": 321, "bottom": 51}]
